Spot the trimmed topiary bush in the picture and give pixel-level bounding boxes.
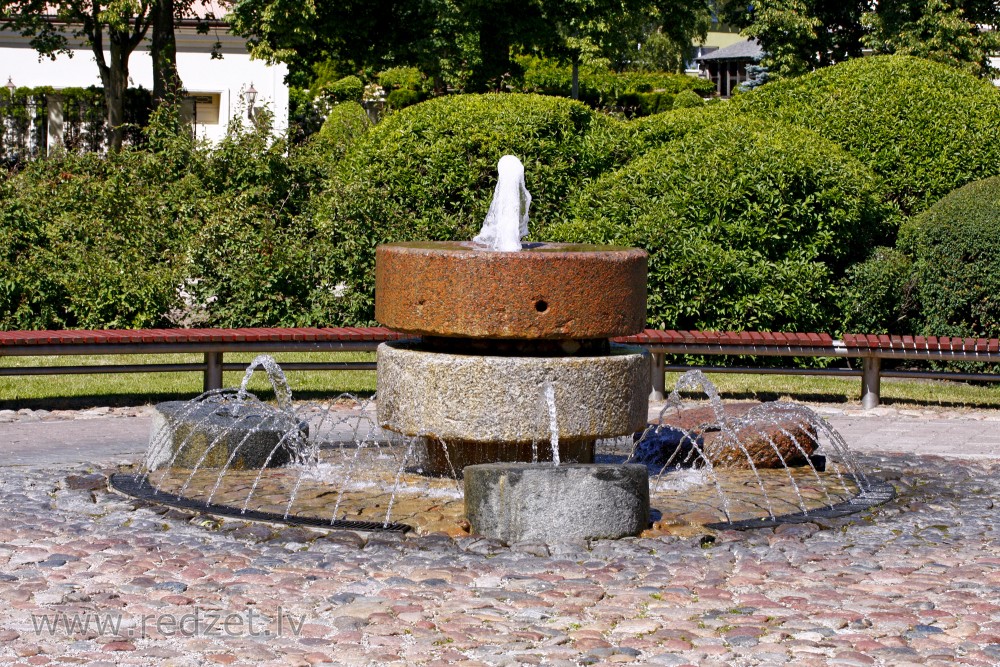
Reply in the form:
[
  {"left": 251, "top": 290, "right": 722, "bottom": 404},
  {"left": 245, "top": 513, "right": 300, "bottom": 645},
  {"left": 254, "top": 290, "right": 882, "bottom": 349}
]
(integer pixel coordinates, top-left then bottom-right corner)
[
  {"left": 547, "top": 117, "right": 898, "bottom": 333},
  {"left": 386, "top": 88, "right": 425, "bottom": 109},
  {"left": 899, "top": 176, "right": 1000, "bottom": 339},
  {"left": 324, "top": 76, "right": 364, "bottom": 104},
  {"left": 308, "top": 93, "right": 627, "bottom": 325},
  {"left": 731, "top": 55, "right": 1000, "bottom": 216},
  {"left": 672, "top": 89, "right": 704, "bottom": 109}
]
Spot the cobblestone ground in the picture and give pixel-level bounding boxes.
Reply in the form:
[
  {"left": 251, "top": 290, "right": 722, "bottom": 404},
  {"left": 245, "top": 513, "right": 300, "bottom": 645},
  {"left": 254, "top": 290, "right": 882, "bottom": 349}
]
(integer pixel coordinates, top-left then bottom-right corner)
[{"left": 1, "top": 408, "right": 999, "bottom": 666}]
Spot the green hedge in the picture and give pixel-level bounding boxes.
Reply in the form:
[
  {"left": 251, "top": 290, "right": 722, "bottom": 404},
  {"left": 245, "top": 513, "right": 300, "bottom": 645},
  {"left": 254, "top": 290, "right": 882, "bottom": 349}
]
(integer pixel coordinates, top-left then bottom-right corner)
[
  {"left": 731, "top": 55, "right": 1000, "bottom": 216},
  {"left": 899, "top": 176, "right": 1000, "bottom": 339},
  {"left": 547, "top": 117, "right": 897, "bottom": 333},
  {"left": 0, "top": 112, "right": 340, "bottom": 330},
  {"left": 515, "top": 56, "right": 713, "bottom": 112},
  {"left": 308, "top": 93, "right": 626, "bottom": 324},
  {"left": 839, "top": 247, "right": 916, "bottom": 335}
]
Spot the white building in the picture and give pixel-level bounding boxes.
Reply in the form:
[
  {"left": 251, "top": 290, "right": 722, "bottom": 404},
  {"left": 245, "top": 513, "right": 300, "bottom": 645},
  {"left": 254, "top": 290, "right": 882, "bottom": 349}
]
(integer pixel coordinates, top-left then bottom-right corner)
[{"left": 0, "top": 13, "right": 287, "bottom": 147}]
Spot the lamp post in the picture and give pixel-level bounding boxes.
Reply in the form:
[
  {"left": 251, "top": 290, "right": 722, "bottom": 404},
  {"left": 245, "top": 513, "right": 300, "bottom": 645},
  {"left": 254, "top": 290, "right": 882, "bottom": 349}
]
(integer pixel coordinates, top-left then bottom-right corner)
[
  {"left": 5, "top": 77, "right": 14, "bottom": 98},
  {"left": 244, "top": 82, "right": 257, "bottom": 121}
]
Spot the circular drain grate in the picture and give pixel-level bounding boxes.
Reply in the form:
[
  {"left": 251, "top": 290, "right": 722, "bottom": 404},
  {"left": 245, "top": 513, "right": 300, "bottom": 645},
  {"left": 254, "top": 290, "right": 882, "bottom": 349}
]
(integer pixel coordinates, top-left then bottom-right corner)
[{"left": 109, "top": 473, "right": 411, "bottom": 533}]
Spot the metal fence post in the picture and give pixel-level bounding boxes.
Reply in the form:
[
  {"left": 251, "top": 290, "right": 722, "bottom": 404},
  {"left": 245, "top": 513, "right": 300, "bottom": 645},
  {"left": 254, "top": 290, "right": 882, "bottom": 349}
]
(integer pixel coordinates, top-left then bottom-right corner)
[
  {"left": 649, "top": 352, "right": 666, "bottom": 401},
  {"left": 861, "top": 356, "right": 881, "bottom": 410},
  {"left": 204, "top": 351, "right": 223, "bottom": 391}
]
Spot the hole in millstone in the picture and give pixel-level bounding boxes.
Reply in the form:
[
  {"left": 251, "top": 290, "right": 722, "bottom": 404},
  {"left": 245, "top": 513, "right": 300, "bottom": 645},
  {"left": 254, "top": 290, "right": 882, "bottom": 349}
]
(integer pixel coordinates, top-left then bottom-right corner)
[{"left": 534, "top": 300, "right": 548, "bottom": 313}]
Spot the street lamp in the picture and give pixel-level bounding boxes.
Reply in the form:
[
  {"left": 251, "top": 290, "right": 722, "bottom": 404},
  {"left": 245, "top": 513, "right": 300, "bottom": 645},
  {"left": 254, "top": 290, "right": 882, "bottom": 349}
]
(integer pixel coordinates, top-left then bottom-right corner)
[
  {"left": 5, "top": 77, "right": 14, "bottom": 98},
  {"left": 244, "top": 82, "right": 257, "bottom": 120}
]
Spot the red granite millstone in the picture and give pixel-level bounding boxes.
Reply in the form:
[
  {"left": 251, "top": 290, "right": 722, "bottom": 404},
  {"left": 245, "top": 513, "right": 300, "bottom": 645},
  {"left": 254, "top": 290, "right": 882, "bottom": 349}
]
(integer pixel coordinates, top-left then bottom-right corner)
[{"left": 375, "top": 241, "right": 647, "bottom": 339}]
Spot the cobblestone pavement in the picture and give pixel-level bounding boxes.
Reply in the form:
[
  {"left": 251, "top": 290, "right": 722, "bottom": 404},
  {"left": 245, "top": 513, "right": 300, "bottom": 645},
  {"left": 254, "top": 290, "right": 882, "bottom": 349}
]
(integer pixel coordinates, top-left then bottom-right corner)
[{"left": 0, "top": 403, "right": 998, "bottom": 666}]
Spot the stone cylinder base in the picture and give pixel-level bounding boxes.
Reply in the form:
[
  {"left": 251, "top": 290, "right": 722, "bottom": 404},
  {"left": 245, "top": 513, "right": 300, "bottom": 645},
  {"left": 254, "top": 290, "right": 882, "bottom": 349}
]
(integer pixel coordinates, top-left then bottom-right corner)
[
  {"left": 417, "top": 438, "right": 594, "bottom": 477},
  {"left": 377, "top": 342, "right": 650, "bottom": 444},
  {"left": 464, "top": 463, "right": 650, "bottom": 544}
]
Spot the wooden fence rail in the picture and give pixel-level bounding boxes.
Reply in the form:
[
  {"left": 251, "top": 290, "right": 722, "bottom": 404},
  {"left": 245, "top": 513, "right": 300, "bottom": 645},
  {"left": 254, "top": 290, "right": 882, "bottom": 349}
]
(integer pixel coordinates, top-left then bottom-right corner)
[{"left": 1, "top": 327, "right": 998, "bottom": 409}]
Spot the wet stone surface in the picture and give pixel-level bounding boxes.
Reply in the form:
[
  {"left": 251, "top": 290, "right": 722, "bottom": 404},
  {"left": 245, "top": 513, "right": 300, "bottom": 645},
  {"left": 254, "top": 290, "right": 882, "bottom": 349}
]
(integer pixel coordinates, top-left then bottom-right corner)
[{"left": 1, "top": 440, "right": 999, "bottom": 665}]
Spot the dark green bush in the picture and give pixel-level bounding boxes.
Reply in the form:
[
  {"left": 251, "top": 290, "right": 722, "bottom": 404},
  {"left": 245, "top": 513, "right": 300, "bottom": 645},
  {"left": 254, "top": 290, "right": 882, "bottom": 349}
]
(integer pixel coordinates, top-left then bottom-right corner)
[
  {"left": 547, "top": 117, "right": 897, "bottom": 333},
  {"left": 637, "top": 92, "right": 675, "bottom": 115},
  {"left": 0, "top": 112, "right": 342, "bottom": 330},
  {"left": 672, "top": 89, "right": 704, "bottom": 109},
  {"left": 386, "top": 88, "right": 425, "bottom": 109},
  {"left": 378, "top": 66, "right": 427, "bottom": 92},
  {"left": 318, "top": 102, "right": 371, "bottom": 161},
  {"left": 899, "top": 176, "right": 1000, "bottom": 339},
  {"left": 839, "top": 247, "right": 917, "bottom": 335},
  {"left": 309, "top": 93, "right": 626, "bottom": 325},
  {"left": 731, "top": 56, "right": 1000, "bottom": 215},
  {"left": 515, "top": 55, "right": 714, "bottom": 111},
  {"left": 324, "top": 76, "right": 364, "bottom": 104}
]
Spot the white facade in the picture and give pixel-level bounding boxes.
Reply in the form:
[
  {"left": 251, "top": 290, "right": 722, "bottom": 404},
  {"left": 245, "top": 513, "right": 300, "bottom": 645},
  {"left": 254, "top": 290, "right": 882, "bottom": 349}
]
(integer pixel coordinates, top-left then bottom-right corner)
[{"left": 0, "top": 23, "right": 287, "bottom": 143}]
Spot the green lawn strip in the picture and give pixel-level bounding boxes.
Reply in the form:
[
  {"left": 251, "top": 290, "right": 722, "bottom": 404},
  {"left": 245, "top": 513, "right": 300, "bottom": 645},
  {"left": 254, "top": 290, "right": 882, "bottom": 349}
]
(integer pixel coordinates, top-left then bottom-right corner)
[
  {"left": 0, "top": 352, "right": 376, "bottom": 410},
  {"left": 2, "top": 353, "right": 1000, "bottom": 410},
  {"left": 675, "top": 372, "right": 1000, "bottom": 410}
]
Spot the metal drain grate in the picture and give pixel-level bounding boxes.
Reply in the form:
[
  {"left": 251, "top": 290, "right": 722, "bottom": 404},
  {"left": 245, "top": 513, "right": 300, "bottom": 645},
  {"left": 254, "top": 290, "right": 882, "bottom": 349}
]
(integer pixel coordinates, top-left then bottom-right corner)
[{"left": 109, "top": 473, "right": 411, "bottom": 533}]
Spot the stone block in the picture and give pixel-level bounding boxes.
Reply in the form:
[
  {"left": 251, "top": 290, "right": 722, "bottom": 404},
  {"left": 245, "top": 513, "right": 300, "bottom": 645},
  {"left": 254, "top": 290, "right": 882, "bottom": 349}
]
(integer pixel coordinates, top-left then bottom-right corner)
[{"left": 464, "top": 463, "right": 650, "bottom": 543}]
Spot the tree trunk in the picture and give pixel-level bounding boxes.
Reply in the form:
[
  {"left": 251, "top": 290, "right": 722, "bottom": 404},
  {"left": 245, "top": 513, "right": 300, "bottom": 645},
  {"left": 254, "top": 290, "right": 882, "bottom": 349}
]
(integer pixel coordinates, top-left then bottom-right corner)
[
  {"left": 571, "top": 58, "right": 580, "bottom": 100},
  {"left": 101, "top": 37, "right": 129, "bottom": 152},
  {"left": 151, "top": 0, "right": 181, "bottom": 103}
]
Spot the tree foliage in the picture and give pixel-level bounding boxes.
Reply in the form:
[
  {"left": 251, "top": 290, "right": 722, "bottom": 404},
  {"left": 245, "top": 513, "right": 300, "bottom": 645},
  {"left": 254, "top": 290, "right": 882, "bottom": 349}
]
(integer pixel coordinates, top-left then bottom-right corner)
[
  {"left": 862, "top": 0, "right": 1000, "bottom": 77},
  {"left": 723, "top": 0, "right": 999, "bottom": 79},
  {"left": 228, "top": 0, "right": 712, "bottom": 92}
]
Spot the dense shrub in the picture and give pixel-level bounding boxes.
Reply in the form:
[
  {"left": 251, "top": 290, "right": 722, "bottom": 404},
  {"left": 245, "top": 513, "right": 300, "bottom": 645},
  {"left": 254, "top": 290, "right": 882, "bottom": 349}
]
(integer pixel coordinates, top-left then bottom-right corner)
[
  {"left": 547, "top": 117, "right": 897, "bottom": 333},
  {"left": 378, "top": 66, "right": 427, "bottom": 92},
  {"left": 0, "top": 112, "right": 342, "bottom": 330},
  {"left": 308, "top": 93, "right": 626, "bottom": 325},
  {"left": 318, "top": 102, "right": 371, "bottom": 161},
  {"left": 731, "top": 56, "right": 1000, "bottom": 215},
  {"left": 672, "top": 89, "right": 704, "bottom": 109},
  {"left": 323, "top": 76, "right": 364, "bottom": 104},
  {"left": 386, "top": 88, "right": 425, "bottom": 109},
  {"left": 515, "top": 56, "right": 713, "bottom": 112},
  {"left": 898, "top": 176, "right": 1000, "bottom": 339},
  {"left": 839, "top": 247, "right": 917, "bottom": 335}
]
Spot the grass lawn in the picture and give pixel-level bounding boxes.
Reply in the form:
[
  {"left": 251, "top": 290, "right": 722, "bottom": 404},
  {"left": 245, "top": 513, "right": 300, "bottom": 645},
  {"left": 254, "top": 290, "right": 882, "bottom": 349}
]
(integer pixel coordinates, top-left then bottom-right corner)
[
  {"left": 0, "top": 352, "right": 378, "bottom": 410},
  {"left": 2, "top": 352, "right": 1000, "bottom": 411}
]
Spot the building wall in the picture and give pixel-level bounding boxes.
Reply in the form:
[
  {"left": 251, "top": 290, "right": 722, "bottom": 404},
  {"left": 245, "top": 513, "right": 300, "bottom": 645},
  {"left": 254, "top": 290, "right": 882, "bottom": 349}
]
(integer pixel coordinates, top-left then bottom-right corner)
[{"left": 0, "top": 26, "right": 287, "bottom": 143}]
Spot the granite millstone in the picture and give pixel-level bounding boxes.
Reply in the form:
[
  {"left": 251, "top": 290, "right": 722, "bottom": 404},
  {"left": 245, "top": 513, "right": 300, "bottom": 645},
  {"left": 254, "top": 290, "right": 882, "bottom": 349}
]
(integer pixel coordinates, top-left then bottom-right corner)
[
  {"left": 145, "top": 401, "right": 303, "bottom": 471},
  {"left": 376, "top": 342, "right": 650, "bottom": 444},
  {"left": 374, "top": 241, "right": 647, "bottom": 339},
  {"left": 637, "top": 403, "right": 818, "bottom": 469},
  {"left": 464, "top": 463, "right": 650, "bottom": 543}
]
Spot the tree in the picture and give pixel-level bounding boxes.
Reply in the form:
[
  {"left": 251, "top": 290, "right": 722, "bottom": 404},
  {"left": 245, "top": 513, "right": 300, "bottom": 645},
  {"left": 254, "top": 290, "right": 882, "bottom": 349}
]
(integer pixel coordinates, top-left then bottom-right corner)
[
  {"left": 151, "top": 0, "right": 181, "bottom": 102},
  {"left": 723, "top": 0, "right": 1000, "bottom": 81},
  {"left": 1, "top": 0, "right": 154, "bottom": 151},
  {"left": 862, "top": 0, "right": 1000, "bottom": 77},
  {"left": 228, "top": 0, "right": 712, "bottom": 94},
  {"left": 722, "top": 0, "right": 867, "bottom": 79}
]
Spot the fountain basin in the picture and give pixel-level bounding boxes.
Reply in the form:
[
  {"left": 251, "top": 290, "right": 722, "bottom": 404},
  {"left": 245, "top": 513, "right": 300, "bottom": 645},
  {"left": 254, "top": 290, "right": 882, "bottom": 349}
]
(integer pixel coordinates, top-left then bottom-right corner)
[
  {"left": 464, "top": 463, "right": 650, "bottom": 543},
  {"left": 375, "top": 242, "right": 647, "bottom": 339},
  {"left": 146, "top": 400, "right": 304, "bottom": 471},
  {"left": 377, "top": 341, "right": 650, "bottom": 444}
]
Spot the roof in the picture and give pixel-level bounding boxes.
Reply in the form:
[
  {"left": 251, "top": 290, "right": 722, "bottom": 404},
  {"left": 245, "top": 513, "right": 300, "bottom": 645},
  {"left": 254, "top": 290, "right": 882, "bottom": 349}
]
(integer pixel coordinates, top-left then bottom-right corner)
[{"left": 696, "top": 38, "right": 763, "bottom": 62}]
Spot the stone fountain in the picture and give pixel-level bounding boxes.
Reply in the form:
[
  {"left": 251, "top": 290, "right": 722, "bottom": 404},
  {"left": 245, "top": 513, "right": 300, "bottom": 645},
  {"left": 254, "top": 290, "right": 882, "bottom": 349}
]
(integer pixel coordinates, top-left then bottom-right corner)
[
  {"left": 374, "top": 155, "right": 653, "bottom": 541},
  {"left": 109, "top": 155, "right": 894, "bottom": 543}
]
